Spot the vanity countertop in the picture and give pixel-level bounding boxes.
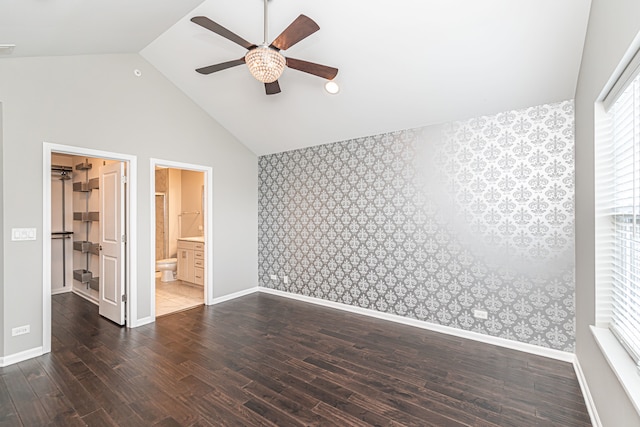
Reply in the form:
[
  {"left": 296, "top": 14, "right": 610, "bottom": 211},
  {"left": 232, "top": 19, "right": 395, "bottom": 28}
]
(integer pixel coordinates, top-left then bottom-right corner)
[{"left": 178, "top": 236, "right": 205, "bottom": 243}]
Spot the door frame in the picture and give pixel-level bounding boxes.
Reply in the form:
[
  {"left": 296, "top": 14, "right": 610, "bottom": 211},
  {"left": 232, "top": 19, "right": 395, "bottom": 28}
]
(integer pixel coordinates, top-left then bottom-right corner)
[
  {"left": 150, "top": 158, "right": 214, "bottom": 317},
  {"left": 42, "top": 143, "right": 137, "bottom": 354}
]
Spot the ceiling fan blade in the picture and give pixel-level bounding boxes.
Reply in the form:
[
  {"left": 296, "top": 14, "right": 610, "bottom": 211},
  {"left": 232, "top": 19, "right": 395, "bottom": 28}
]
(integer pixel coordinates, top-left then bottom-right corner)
[
  {"left": 286, "top": 57, "right": 338, "bottom": 80},
  {"left": 265, "top": 81, "right": 281, "bottom": 95},
  {"left": 270, "top": 15, "right": 320, "bottom": 51},
  {"left": 196, "top": 58, "right": 246, "bottom": 75},
  {"left": 191, "top": 16, "right": 256, "bottom": 50}
]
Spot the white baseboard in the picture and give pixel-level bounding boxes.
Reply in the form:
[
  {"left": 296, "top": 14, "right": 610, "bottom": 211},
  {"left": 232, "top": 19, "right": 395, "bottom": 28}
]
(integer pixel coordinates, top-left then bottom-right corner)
[
  {"left": 72, "top": 289, "right": 98, "bottom": 305},
  {"left": 0, "top": 346, "right": 43, "bottom": 367},
  {"left": 51, "top": 287, "right": 72, "bottom": 296},
  {"left": 210, "top": 287, "right": 259, "bottom": 305},
  {"left": 573, "top": 358, "right": 603, "bottom": 427},
  {"left": 258, "top": 287, "right": 575, "bottom": 363}
]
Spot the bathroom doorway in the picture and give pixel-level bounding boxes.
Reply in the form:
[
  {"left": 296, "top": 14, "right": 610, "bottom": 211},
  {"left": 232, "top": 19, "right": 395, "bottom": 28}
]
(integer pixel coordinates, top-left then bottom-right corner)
[{"left": 151, "top": 159, "right": 212, "bottom": 317}]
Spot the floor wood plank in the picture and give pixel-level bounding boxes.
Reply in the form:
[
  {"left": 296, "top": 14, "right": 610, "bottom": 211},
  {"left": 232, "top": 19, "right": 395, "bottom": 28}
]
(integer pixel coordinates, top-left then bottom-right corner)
[
  {"left": 0, "top": 292, "right": 591, "bottom": 426},
  {"left": 2, "top": 364, "right": 50, "bottom": 426}
]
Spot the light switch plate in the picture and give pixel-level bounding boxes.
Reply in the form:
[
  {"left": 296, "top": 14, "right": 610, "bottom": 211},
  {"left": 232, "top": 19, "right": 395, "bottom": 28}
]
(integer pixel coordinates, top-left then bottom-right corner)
[{"left": 11, "top": 228, "right": 37, "bottom": 241}]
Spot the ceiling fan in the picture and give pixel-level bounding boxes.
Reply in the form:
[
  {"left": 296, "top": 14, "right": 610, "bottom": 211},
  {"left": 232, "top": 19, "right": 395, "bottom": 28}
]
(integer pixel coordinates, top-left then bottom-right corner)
[{"left": 191, "top": 0, "right": 338, "bottom": 95}]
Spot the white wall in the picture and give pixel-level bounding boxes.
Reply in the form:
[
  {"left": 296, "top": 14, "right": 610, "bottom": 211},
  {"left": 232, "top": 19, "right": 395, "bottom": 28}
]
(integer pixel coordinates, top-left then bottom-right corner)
[
  {"left": 575, "top": 1, "right": 640, "bottom": 425},
  {"left": 0, "top": 54, "right": 258, "bottom": 357}
]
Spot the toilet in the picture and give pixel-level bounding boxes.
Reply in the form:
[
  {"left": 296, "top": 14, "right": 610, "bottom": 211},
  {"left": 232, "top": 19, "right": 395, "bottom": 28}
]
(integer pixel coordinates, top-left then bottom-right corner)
[{"left": 156, "top": 258, "right": 177, "bottom": 282}]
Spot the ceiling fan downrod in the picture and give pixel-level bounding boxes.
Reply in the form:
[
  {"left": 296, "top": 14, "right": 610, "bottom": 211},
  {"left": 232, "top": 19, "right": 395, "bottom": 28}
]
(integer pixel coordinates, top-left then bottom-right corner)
[{"left": 263, "top": 0, "right": 269, "bottom": 45}]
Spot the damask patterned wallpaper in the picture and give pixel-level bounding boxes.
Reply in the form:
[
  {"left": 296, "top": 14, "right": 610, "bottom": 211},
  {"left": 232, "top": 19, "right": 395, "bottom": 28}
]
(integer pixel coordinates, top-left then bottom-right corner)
[{"left": 258, "top": 100, "right": 575, "bottom": 351}]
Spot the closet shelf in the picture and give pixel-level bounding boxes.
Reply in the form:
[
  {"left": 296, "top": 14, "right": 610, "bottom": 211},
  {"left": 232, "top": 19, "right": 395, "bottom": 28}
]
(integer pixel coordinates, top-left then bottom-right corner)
[
  {"left": 75, "top": 162, "right": 92, "bottom": 171},
  {"left": 73, "top": 269, "right": 92, "bottom": 283},
  {"left": 73, "top": 178, "right": 99, "bottom": 192},
  {"left": 73, "top": 182, "right": 90, "bottom": 192},
  {"left": 73, "top": 241, "right": 99, "bottom": 254},
  {"left": 73, "top": 212, "right": 99, "bottom": 222},
  {"left": 73, "top": 241, "right": 91, "bottom": 252},
  {"left": 74, "top": 159, "right": 99, "bottom": 293}
]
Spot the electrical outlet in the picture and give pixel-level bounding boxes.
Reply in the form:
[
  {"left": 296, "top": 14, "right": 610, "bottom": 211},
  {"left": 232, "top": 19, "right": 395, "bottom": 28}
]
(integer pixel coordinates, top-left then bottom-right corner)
[
  {"left": 283, "top": 276, "right": 289, "bottom": 284},
  {"left": 12, "top": 325, "right": 30, "bottom": 336},
  {"left": 473, "top": 309, "right": 488, "bottom": 320},
  {"left": 270, "top": 274, "right": 277, "bottom": 281}
]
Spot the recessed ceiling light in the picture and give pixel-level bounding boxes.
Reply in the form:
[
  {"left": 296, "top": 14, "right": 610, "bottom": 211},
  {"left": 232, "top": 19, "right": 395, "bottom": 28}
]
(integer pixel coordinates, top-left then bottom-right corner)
[
  {"left": 0, "top": 44, "right": 16, "bottom": 54},
  {"left": 325, "top": 80, "right": 340, "bottom": 95}
]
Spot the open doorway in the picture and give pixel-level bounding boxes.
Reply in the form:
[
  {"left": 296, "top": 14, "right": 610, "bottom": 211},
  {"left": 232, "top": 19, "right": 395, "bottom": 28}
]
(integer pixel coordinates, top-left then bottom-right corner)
[
  {"left": 154, "top": 166, "right": 205, "bottom": 316},
  {"left": 50, "top": 153, "right": 125, "bottom": 316},
  {"left": 43, "top": 143, "right": 137, "bottom": 354},
  {"left": 150, "top": 159, "right": 212, "bottom": 319}
]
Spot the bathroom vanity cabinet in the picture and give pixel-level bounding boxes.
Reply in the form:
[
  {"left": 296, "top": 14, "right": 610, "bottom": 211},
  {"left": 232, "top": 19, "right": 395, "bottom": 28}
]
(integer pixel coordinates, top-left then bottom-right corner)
[{"left": 177, "top": 238, "right": 204, "bottom": 285}]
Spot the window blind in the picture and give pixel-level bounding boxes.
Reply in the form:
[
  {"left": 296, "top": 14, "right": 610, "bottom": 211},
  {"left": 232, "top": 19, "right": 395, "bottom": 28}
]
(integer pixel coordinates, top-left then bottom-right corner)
[{"left": 599, "top": 74, "right": 640, "bottom": 366}]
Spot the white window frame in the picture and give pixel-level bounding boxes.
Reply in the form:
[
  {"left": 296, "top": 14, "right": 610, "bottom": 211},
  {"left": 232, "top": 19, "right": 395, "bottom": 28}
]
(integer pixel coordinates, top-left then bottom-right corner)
[{"left": 594, "top": 43, "right": 640, "bottom": 415}]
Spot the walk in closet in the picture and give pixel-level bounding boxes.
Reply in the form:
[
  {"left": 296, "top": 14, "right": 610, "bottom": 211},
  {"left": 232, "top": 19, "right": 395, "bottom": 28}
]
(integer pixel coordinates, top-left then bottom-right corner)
[{"left": 51, "top": 153, "right": 108, "bottom": 303}]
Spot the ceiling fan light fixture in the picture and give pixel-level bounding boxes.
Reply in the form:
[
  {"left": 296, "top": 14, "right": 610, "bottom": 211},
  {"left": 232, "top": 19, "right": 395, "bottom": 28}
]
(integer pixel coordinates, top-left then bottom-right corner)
[
  {"left": 245, "top": 46, "right": 286, "bottom": 83},
  {"left": 324, "top": 80, "right": 340, "bottom": 95}
]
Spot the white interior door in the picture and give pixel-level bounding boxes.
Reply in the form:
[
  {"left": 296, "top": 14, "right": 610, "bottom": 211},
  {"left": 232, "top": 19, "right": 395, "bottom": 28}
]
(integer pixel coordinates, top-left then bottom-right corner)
[{"left": 99, "top": 162, "right": 126, "bottom": 325}]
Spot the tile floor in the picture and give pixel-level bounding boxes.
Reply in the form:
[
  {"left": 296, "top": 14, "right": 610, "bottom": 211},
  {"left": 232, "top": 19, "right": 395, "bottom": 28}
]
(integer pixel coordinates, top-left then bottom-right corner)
[{"left": 155, "top": 273, "right": 203, "bottom": 317}]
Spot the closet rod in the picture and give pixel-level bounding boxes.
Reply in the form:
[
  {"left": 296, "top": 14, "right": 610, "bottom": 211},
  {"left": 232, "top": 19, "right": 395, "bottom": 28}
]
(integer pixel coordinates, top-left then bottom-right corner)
[{"left": 51, "top": 165, "right": 73, "bottom": 172}]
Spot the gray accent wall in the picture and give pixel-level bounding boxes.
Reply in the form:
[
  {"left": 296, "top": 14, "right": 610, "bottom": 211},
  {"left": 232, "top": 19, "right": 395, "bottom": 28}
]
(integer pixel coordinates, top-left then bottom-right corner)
[
  {"left": 575, "top": 0, "right": 640, "bottom": 425},
  {"left": 0, "top": 54, "right": 258, "bottom": 357},
  {"left": 259, "top": 100, "right": 575, "bottom": 352}
]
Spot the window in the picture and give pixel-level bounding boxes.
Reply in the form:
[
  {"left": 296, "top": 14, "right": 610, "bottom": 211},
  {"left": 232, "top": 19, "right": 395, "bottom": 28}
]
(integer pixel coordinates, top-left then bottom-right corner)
[{"left": 598, "top": 69, "right": 640, "bottom": 369}]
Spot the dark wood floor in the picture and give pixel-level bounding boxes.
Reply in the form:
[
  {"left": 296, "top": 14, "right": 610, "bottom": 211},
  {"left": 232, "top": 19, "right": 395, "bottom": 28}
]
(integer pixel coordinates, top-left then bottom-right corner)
[{"left": 0, "top": 292, "right": 591, "bottom": 426}]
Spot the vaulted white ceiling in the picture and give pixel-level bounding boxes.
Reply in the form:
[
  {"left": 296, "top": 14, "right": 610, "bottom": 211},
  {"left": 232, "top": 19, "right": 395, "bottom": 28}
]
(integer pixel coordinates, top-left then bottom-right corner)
[
  {"left": 0, "top": 0, "right": 205, "bottom": 56},
  {"left": 1, "top": 0, "right": 591, "bottom": 156}
]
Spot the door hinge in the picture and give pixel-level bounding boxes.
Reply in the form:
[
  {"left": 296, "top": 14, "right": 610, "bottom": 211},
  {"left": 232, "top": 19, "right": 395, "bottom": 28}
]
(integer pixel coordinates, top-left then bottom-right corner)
[
  {"left": 122, "top": 294, "right": 127, "bottom": 303},
  {"left": 121, "top": 175, "right": 127, "bottom": 184},
  {"left": 122, "top": 234, "right": 127, "bottom": 243}
]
